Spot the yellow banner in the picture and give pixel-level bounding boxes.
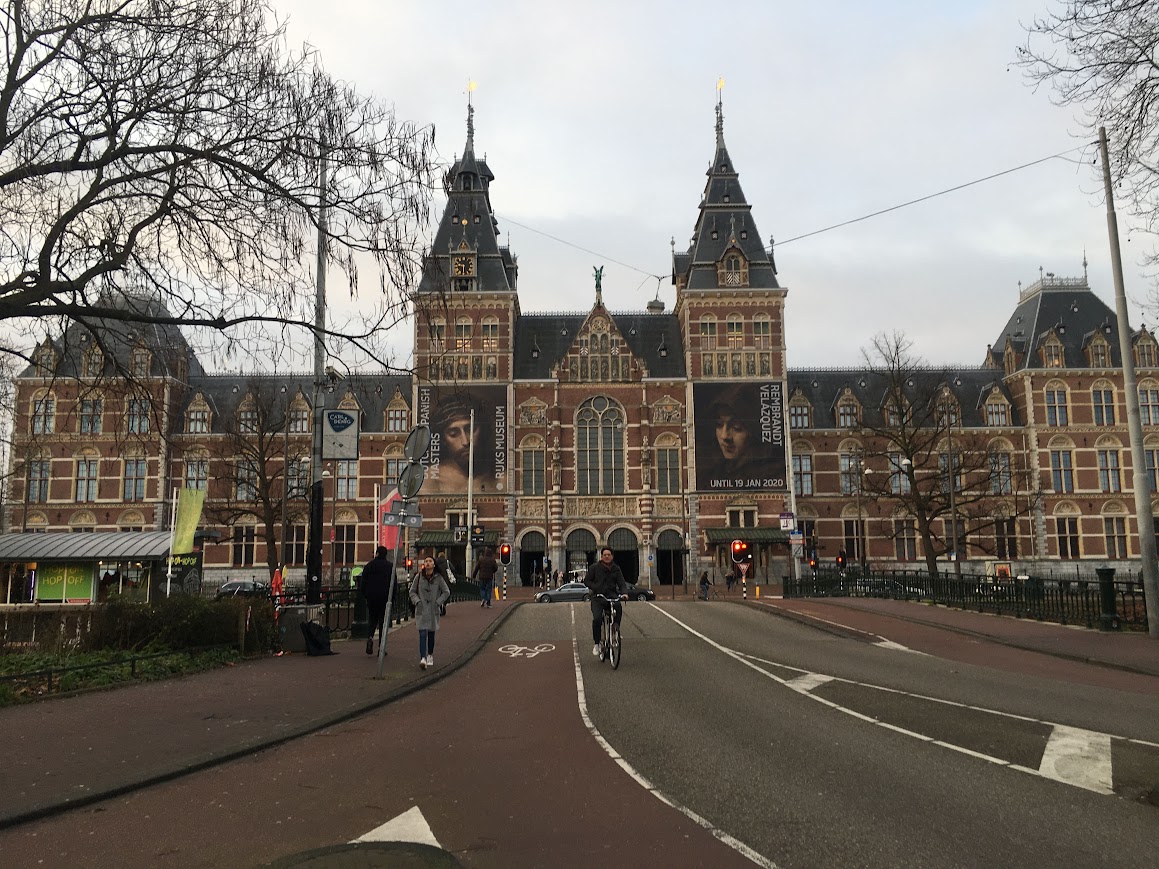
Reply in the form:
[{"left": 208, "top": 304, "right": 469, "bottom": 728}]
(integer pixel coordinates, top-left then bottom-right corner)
[{"left": 172, "top": 488, "right": 206, "bottom": 555}]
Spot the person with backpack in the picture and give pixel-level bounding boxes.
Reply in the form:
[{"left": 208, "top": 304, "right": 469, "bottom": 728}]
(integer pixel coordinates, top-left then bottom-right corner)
[
  {"left": 472, "top": 545, "right": 498, "bottom": 608},
  {"left": 410, "top": 556, "right": 451, "bottom": 669},
  {"left": 359, "top": 546, "right": 394, "bottom": 655}
]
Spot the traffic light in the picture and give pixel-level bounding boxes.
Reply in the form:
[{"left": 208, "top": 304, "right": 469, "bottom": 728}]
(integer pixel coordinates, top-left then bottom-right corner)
[
  {"left": 499, "top": 543, "right": 512, "bottom": 565},
  {"left": 731, "top": 540, "right": 749, "bottom": 564},
  {"left": 404, "top": 557, "right": 413, "bottom": 570},
  {"left": 809, "top": 553, "right": 818, "bottom": 570},
  {"left": 836, "top": 551, "right": 846, "bottom": 570}
]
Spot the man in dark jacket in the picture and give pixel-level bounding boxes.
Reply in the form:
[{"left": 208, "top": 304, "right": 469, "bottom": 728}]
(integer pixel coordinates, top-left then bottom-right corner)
[
  {"left": 359, "top": 546, "right": 394, "bottom": 655},
  {"left": 583, "top": 546, "right": 628, "bottom": 658},
  {"left": 472, "top": 546, "right": 498, "bottom": 608}
]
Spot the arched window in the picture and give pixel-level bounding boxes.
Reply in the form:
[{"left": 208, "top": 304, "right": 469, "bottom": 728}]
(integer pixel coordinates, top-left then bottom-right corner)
[
  {"left": 1044, "top": 381, "right": 1069, "bottom": 426},
  {"left": 576, "top": 397, "right": 624, "bottom": 495},
  {"left": 520, "top": 434, "right": 546, "bottom": 496},
  {"left": 654, "top": 433, "right": 681, "bottom": 494}
]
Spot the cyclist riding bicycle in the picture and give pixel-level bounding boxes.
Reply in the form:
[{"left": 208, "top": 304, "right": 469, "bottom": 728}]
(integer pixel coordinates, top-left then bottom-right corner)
[{"left": 584, "top": 546, "right": 629, "bottom": 657}]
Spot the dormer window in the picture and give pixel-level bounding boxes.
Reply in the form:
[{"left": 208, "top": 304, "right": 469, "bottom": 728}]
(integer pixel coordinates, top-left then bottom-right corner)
[
  {"left": 1042, "top": 340, "right": 1064, "bottom": 368},
  {"left": 717, "top": 251, "right": 748, "bottom": 287},
  {"left": 131, "top": 347, "right": 151, "bottom": 378},
  {"left": 34, "top": 345, "right": 56, "bottom": 376},
  {"left": 83, "top": 347, "right": 103, "bottom": 378},
  {"left": 837, "top": 401, "right": 860, "bottom": 428},
  {"left": 1137, "top": 340, "right": 1157, "bottom": 368},
  {"left": 462, "top": 176, "right": 472, "bottom": 190},
  {"left": 1089, "top": 338, "right": 1110, "bottom": 367}
]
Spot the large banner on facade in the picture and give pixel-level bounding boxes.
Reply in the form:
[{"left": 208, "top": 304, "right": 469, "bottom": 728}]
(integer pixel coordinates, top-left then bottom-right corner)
[
  {"left": 693, "top": 381, "right": 787, "bottom": 492},
  {"left": 416, "top": 385, "right": 508, "bottom": 495}
]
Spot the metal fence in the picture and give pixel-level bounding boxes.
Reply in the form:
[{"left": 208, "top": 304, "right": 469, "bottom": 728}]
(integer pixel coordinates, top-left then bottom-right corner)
[
  {"left": 276, "top": 579, "right": 483, "bottom": 636},
  {"left": 784, "top": 567, "right": 1149, "bottom": 632}
]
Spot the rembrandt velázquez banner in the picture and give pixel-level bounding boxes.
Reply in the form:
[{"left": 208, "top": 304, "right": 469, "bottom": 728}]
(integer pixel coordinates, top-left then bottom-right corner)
[
  {"left": 417, "top": 385, "right": 508, "bottom": 495},
  {"left": 693, "top": 381, "right": 787, "bottom": 492}
]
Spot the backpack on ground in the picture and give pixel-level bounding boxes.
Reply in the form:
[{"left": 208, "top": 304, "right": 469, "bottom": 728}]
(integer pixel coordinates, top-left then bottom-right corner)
[{"left": 300, "top": 620, "right": 336, "bottom": 656}]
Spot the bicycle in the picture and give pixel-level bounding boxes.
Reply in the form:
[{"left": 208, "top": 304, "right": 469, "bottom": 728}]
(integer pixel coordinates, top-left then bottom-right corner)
[{"left": 596, "top": 593, "right": 627, "bottom": 670}]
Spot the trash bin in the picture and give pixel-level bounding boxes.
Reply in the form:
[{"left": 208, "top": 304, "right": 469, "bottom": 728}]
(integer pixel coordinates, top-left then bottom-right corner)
[{"left": 278, "top": 604, "right": 324, "bottom": 652}]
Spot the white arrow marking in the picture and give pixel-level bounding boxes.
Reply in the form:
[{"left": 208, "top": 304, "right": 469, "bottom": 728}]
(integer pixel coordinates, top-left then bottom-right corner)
[
  {"left": 1038, "top": 725, "right": 1114, "bottom": 794},
  {"left": 352, "top": 805, "right": 442, "bottom": 847}
]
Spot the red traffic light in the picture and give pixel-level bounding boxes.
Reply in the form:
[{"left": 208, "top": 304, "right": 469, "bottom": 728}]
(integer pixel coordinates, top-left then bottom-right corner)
[
  {"left": 404, "top": 557, "right": 413, "bottom": 570},
  {"left": 499, "top": 544, "right": 512, "bottom": 565},
  {"left": 731, "top": 539, "right": 748, "bottom": 564}
]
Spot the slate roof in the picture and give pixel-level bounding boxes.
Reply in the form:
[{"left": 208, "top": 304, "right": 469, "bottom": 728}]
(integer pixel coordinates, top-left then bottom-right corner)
[
  {"left": 673, "top": 103, "right": 780, "bottom": 292},
  {"left": 513, "top": 310, "right": 686, "bottom": 380},
  {"left": 21, "top": 293, "right": 204, "bottom": 380},
  {"left": 0, "top": 531, "right": 175, "bottom": 562},
  {"left": 786, "top": 367, "right": 1020, "bottom": 429},
  {"left": 418, "top": 104, "right": 517, "bottom": 296},
  {"left": 184, "top": 372, "right": 412, "bottom": 434},
  {"left": 990, "top": 277, "right": 1124, "bottom": 370}
]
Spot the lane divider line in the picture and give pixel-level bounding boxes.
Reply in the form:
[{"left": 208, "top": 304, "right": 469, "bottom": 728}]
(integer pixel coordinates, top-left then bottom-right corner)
[
  {"left": 568, "top": 607, "right": 778, "bottom": 869},
  {"left": 753, "top": 600, "right": 921, "bottom": 652},
  {"left": 647, "top": 603, "right": 1150, "bottom": 796}
]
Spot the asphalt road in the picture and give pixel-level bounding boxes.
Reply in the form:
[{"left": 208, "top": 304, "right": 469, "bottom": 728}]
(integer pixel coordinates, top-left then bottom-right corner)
[{"left": 3, "top": 600, "right": 1158, "bottom": 868}]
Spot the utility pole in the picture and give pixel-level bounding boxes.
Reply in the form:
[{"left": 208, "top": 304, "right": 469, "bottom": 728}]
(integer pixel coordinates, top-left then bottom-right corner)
[
  {"left": 1100, "top": 126, "right": 1159, "bottom": 638},
  {"left": 305, "top": 150, "right": 327, "bottom": 605}
]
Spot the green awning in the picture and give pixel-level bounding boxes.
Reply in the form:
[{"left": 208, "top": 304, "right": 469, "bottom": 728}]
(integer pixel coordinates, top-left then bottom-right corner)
[
  {"left": 704, "top": 527, "right": 791, "bottom": 545},
  {"left": 415, "top": 530, "right": 502, "bottom": 548}
]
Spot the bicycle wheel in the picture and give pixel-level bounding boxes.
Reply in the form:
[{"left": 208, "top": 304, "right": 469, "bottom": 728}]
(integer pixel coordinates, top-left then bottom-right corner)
[
  {"left": 609, "top": 621, "right": 621, "bottom": 670},
  {"left": 599, "top": 617, "right": 608, "bottom": 662}
]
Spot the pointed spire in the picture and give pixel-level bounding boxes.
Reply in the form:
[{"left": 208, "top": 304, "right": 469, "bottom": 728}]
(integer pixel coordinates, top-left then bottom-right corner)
[
  {"left": 466, "top": 102, "right": 475, "bottom": 155},
  {"left": 715, "top": 76, "right": 725, "bottom": 151}
]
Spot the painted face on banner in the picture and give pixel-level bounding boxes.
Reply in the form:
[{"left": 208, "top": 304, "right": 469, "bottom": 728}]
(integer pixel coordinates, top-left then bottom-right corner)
[
  {"left": 417, "top": 385, "right": 508, "bottom": 494},
  {"left": 714, "top": 413, "right": 751, "bottom": 461}
]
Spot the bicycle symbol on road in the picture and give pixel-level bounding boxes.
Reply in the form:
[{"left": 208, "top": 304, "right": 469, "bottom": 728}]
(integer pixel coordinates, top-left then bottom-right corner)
[{"left": 498, "top": 644, "right": 555, "bottom": 658}]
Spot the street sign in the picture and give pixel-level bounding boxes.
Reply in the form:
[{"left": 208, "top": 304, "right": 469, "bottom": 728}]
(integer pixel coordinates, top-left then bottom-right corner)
[
  {"left": 453, "top": 525, "right": 467, "bottom": 543},
  {"left": 789, "top": 531, "right": 803, "bottom": 543},
  {"left": 470, "top": 525, "right": 485, "bottom": 546},
  {"left": 322, "top": 410, "right": 359, "bottom": 460},
  {"left": 403, "top": 425, "right": 432, "bottom": 462},
  {"left": 779, "top": 512, "right": 795, "bottom": 531},
  {"left": 397, "top": 462, "right": 425, "bottom": 499},
  {"left": 401, "top": 514, "right": 423, "bottom": 528}
]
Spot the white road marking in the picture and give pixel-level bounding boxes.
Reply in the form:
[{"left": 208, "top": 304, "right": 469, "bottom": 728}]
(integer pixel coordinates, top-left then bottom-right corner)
[
  {"left": 1038, "top": 725, "right": 1114, "bottom": 795},
  {"left": 754, "top": 600, "right": 921, "bottom": 652},
  {"left": 568, "top": 607, "right": 778, "bottom": 869},
  {"left": 785, "top": 673, "right": 834, "bottom": 693},
  {"left": 497, "top": 643, "right": 555, "bottom": 658},
  {"left": 353, "top": 805, "right": 441, "bottom": 847},
  {"left": 648, "top": 602, "right": 1158, "bottom": 798}
]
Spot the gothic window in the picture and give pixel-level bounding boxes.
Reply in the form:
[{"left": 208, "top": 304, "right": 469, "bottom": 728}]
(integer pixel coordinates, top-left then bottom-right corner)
[
  {"left": 1042, "top": 340, "right": 1064, "bottom": 368},
  {"left": 837, "top": 401, "right": 859, "bottom": 428},
  {"left": 482, "top": 317, "right": 499, "bottom": 352},
  {"left": 1044, "top": 386, "right": 1068, "bottom": 426},
  {"left": 130, "top": 347, "right": 151, "bottom": 378},
  {"left": 78, "top": 398, "right": 103, "bottom": 434},
  {"left": 1136, "top": 340, "right": 1157, "bottom": 368},
  {"left": 576, "top": 396, "right": 624, "bottom": 495},
  {"left": 31, "top": 394, "right": 55, "bottom": 434},
  {"left": 455, "top": 318, "right": 472, "bottom": 350},
  {"left": 185, "top": 454, "right": 209, "bottom": 491},
  {"left": 717, "top": 250, "right": 749, "bottom": 286},
  {"left": 793, "top": 453, "right": 813, "bottom": 496},
  {"left": 26, "top": 456, "right": 50, "bottom": 503},
  {"left": 986, "top": 400, "right": 1009, "bottom": 427},
  {"left": 123, "top": 455, "right": 147, "bottom": 501},
  {"left": 1092, "top": 383, "right": 1115, "bottom": 426},
  {"left": 75, "top": 453, "right": 99, "bottom": 502},
  {"left": 127, "top": 398, "right": 151, "bottom": 434},
  {"left": 726, "top": 316, "right": 744, "bottom": 349},
  {"left": 521, "top": 435, "right": 545, "bottom": 496},
  {"left": 1140, "top": 383, "right": 1159, "bottom": 424},
  {"left": 1089, "top": 339, "right": 1110, "bottom": 367}
]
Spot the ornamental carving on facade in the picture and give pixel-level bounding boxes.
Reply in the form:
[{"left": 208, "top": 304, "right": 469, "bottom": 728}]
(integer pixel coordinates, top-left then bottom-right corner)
[
  {"left": 652, "top": 399, "right": 683, "bottom": 423},
  {"left": 566, "top": 497, "right": 632, "bottom": 517},
  {"left": 518, "top": 399, "right": 548, "bottom": 426}
]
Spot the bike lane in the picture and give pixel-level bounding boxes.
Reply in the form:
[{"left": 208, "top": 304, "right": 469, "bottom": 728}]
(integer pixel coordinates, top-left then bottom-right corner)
[{"left": 0, "top": 606, "right": 759, "bottom": 869}]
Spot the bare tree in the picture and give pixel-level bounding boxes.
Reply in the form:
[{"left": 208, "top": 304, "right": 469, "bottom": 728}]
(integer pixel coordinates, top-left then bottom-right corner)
[
  {"left": 857, "top": 332, "right": 1040, "bottom": 580},
  {"left": 1016, "top": 2, "right": 1159, "bottom": 268},
  {"left": 203, "top": 379, "right": 309, "bottom": 581},
  {"left": 0, "top": 0, "right": 436, "bottom": 367}
]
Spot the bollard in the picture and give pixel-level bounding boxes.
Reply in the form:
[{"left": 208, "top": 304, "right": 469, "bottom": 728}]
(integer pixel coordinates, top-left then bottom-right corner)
[
  {"left": 755, "top": 585, "right": 760, "bottom": 599},
  {"left": 503, "top": 566, "right": 508, "bottom": 601},
  {"left": 1095, "top": 567, "right": 1119, "bottom": 631},
  {"left": 742, "top": 577, "right": 747, "bottom": 600}
]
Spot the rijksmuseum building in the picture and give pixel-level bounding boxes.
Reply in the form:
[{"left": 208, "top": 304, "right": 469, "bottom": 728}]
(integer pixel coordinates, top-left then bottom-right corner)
[{"left": 7, "top": 103, "right": 1159, "bottom": 596}]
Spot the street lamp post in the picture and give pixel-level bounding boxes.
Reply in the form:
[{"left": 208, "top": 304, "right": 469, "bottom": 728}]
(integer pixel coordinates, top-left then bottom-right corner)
[
  {"left": 322, "top": 465, "right": 336, "bottom": 587},
  {"left": 943, "top": 410, "right": 962, "bottom": 578},
  {"left": 853, "top": 452, "right": 871, "bottom": 569}
]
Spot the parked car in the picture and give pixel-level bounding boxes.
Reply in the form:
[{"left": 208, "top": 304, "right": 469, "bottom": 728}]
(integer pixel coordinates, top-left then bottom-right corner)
[
  {"left": 536, "top": 581, "right": 590, "bottom": 603},
  {"left": 214, "top": 579, "right": 269, "bottom": 600},
  {"left": 536, "top": 581, "right": 654, "bottom": 603}
]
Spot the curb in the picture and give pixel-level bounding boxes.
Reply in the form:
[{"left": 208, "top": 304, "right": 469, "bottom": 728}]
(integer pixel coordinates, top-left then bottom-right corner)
[
  {"left": 751, "top": 597, "right": 1159, "bottom": 679},
  {"left": 0, "top": 603, "right": 524, "bottom": 831}
]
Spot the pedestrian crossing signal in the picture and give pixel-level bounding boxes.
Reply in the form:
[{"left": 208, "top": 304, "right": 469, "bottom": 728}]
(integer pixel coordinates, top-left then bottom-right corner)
[{"left": 499, "top": 544, "right": 512, "bottom": 565}]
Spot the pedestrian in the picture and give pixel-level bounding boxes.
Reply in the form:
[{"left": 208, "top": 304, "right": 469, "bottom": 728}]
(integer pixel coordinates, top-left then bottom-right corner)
[
  {"left": 699, "top": 571, "right": 710, "bottom": 601},
  {"left": 435, "top": 550, "right": 455, "bottom": 583},
  {"left": 410, "top": 556, "right": 450, "bottom": 669},
  {"left": 358, "top": 546, "right": 395, "bottom": 655},
  {"left": 473, "top": 545, "right": 498, "bottom": 608}
]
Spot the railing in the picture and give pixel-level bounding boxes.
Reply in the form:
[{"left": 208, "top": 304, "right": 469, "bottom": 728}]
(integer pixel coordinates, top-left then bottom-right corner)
[
  {"left": 785, "top": 567, "right": 1149, "bottom": 631},
  {"left": 275, "top": 579, "right": 483, "bottom": 635},
  {"left": 0, "top": 645, "right": 234, "bottom": 700}
]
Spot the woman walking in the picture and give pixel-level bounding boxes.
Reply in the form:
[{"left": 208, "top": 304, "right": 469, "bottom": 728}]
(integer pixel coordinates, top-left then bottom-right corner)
[{"left": 410, "top": 556, "right": 451, "bottom": 669}]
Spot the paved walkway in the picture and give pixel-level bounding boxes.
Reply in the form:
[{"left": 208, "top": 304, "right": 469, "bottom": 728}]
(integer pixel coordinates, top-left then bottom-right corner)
[{"left": 0, "top": 584, "right": 1155, "bottom": 837}]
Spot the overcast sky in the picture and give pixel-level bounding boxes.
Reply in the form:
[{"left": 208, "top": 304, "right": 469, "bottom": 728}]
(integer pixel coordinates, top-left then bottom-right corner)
[{"left": 276, "top": 0, "right": 1151, "bottom": 371}]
